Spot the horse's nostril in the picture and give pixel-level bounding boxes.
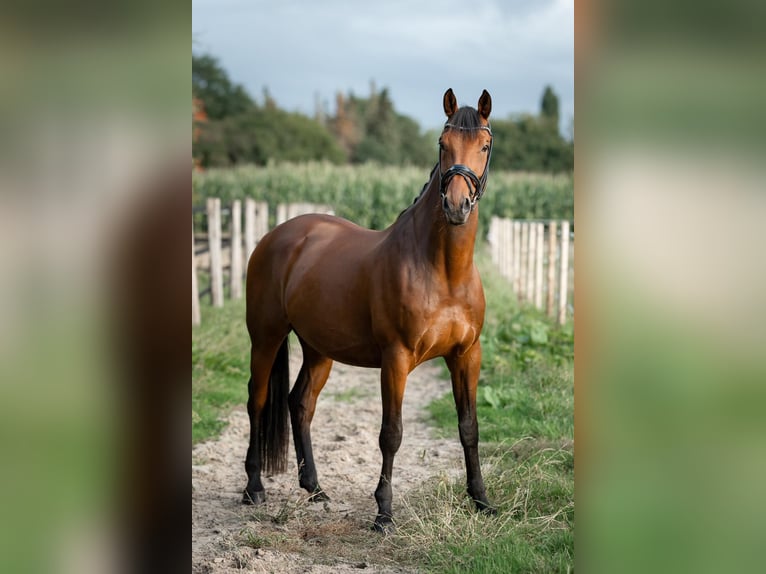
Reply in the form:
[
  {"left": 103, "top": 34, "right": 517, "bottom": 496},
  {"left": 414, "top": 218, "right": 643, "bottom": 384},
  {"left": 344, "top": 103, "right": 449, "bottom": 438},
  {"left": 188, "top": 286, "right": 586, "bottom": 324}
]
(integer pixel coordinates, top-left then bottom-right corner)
[
  {"left": 462, "top": 197, "right": 471, "bottom": 213},
  {"left": 442, "top": 195, "right": 449, "bottom": 211}
]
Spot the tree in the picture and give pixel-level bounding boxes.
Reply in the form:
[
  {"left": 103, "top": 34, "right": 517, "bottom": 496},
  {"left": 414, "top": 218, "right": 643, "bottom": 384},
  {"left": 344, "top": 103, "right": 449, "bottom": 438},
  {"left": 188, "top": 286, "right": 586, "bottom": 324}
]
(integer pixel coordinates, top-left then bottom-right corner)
[
  {"left": 490, "top": 113, "right": 573, "bottom": 172},
  {"left": 195, "top": 107, "right": 347, "bottom": 168},
  {"left": 540, "top": 85, "right": 560, "bottom": 128},
  {"left": 192, "top": 54, "right": 254, "bottom": 120},
  {"left": 329, "top": 86, "right": 433, "bottom": 166}
]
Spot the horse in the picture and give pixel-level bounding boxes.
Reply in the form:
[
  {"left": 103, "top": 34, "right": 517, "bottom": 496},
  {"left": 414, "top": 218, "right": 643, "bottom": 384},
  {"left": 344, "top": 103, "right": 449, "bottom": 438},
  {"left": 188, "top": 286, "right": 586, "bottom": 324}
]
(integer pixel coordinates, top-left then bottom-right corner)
[{"left": 242, "top": 88, "right": 495, "bottom": 532}]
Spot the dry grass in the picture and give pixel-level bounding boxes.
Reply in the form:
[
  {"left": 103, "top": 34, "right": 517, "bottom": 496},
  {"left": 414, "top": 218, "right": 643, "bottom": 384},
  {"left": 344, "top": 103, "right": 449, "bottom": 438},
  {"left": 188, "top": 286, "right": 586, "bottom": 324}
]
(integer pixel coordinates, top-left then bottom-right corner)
[{"left": 229, "top": 438, "right": 573, "bottom": 573}]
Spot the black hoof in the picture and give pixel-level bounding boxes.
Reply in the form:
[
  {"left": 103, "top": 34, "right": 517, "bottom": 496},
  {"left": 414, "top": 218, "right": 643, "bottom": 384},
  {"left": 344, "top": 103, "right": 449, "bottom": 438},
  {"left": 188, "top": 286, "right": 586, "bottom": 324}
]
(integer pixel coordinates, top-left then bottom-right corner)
[
  {"left": 475, "top": 500, "right": 497, "bottom": 515},
  {"left": 242, "top": 489, "right": 266, "bottom": 505},
  {"left": 371, "top": 515, "right": 395, "bottom": 534},
  {"left": 308, "top": 488, "right": 330, "bottom": 503}
]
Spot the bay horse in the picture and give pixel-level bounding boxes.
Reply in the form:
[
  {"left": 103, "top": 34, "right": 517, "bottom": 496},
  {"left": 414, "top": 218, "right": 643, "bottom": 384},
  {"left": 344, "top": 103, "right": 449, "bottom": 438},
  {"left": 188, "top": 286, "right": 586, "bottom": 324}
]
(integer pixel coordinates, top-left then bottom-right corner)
[{"left": 243, "top": 89, "right": 495, "bottom": 532}]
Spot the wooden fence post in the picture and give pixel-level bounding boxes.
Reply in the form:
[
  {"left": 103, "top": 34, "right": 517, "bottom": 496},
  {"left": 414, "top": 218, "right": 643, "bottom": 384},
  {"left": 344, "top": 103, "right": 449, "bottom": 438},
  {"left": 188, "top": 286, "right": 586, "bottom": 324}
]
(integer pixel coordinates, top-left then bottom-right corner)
[
  {"left": 534, "top": 222, "right": 544, "bottom": 309},
  {"left": 254, "top": 201, "right": 268, "bottom": 241},
  {"left": 245, "top": 198, "right": 256, "bottom": 266},
  {"left": 527, "top": 222, "right": 536, "bottom": 303},
  {"left": 487, "top": 215, "right": 503, "bottom": 273},
  {"left": 496, "top": 217, "right": 506, "bottom": 279},
  {"left": 207, "top": 198, "right": 224, "bottom": 308},
  {"left": 510, "top": 219, "right": 516, "bottom": 282},
  {"left": 519, "top": 222, "right": 529, "bottom": 302},
  {"left": 230, "top": 200, "right": 243, "bottom": 299},
  {"left": 192, "top": 221, "right": 200, "bottom": 326},
  {"left": 547, "top": 221, "right": 557, "bottom": 318},
  {"left": 513, "top": 221, "right": 521, "bottom": 297},
  {"left": 558, "top": 220, "right": 570, "bottom": 324},
  {"left": 277, "top": 204, "right": 287, "bottom": 226}
]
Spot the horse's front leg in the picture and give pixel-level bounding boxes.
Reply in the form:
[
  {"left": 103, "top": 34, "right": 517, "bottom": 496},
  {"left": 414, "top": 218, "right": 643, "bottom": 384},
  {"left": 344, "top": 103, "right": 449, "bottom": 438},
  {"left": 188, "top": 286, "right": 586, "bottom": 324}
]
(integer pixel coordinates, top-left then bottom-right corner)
[
  {"left": 446, "top": 342, "right": 495, "bottom": 514},
  {"left": 372, "top": 350, "right": 409, "bottom": 533}
]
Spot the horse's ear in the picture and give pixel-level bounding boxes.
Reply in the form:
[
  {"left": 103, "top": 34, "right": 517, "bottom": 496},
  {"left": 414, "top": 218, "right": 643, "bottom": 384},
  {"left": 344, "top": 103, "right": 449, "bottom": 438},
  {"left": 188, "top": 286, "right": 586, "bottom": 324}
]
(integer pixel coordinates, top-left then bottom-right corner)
[
  {"left": 478, "top": 90, "right": 492, "bottom": 120},
  {"left": 443, "top": 88, "right": 458, "bottom": 118}
]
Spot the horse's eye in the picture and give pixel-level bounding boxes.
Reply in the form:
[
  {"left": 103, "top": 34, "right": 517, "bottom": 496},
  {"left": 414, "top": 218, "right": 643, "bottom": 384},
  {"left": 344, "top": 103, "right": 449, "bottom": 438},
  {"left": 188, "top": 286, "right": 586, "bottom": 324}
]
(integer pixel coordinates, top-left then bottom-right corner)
[
  {"left": 481, "top": 145, "right": 489, "bottom": 153},
  {"left": 438, "top": 142, "right": 446, "bottom": 152}
]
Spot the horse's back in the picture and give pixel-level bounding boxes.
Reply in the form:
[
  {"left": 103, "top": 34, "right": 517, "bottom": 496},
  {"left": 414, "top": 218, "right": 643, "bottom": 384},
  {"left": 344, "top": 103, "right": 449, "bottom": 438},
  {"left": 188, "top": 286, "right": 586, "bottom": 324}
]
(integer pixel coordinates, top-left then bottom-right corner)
[
  {"left": 248, "top": 213, "right": 382, "bottom": 277},
  {"left": 246, "top": 214, "right": 385, "bottom": 362}
]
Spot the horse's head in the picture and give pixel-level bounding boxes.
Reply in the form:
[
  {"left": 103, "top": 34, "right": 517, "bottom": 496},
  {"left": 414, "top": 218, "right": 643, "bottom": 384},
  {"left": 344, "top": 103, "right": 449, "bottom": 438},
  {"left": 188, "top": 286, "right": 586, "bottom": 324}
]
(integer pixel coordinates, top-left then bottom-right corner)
[{"left": 439, "top": 88, "right": 493, "bottom": 226}]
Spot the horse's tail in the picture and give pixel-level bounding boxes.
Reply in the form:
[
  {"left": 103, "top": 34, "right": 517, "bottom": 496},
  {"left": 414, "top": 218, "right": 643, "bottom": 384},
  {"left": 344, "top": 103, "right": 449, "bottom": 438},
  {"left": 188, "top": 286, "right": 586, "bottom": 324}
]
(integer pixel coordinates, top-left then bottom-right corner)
[{"left": 260, "top": 337, "right": 290, "bottom": 474}]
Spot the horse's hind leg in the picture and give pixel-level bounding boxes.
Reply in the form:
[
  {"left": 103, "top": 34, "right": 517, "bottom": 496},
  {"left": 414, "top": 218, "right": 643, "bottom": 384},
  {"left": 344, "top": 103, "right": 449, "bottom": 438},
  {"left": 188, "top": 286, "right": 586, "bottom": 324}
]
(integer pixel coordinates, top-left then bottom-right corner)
[
  {"left": 243, "top": 336, "right": 289, "bottom": 505},
  {"left": 288, "top": 339, "right": 333, "bottom": 501}
]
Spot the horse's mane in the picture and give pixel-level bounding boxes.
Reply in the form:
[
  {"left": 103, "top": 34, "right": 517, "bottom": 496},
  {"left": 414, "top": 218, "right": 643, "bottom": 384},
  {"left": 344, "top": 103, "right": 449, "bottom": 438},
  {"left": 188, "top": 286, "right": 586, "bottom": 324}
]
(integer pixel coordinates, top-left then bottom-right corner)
[
  {"left": 396, "top": 162, "right": 439, "bottom": 220},
  {"left": 416, "top": 162, "right": 440, "bottom": 202}
]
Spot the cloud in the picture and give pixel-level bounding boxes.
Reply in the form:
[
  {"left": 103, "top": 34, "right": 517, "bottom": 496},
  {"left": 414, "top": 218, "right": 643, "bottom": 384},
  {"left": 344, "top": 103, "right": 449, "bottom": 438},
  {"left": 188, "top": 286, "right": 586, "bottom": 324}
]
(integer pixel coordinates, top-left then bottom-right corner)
[{"left": 192, "top": 0, "right": 573, "bottom": 130}]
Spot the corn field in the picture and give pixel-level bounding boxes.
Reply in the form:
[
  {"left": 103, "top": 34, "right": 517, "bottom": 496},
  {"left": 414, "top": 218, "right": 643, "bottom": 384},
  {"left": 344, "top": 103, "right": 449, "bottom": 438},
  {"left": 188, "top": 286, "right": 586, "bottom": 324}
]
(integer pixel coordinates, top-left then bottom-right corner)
[{"left": 192, "top": 162, "right": 573, "bottom": 237}]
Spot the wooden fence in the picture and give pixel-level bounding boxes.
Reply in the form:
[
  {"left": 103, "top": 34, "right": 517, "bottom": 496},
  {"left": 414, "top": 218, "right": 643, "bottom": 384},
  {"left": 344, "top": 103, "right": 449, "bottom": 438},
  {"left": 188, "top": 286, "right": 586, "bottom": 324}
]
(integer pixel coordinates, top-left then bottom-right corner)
[
  {"left": 194, "top": 204, "right": 573, "bottom": 326},
  {"left": 488, "top": 217, "right": 574, "bottom": 324},
  {"left": 192, "top": 199, "right": 333, "bottom": 325},
  {"left": 276, "top": 202, "right": 335, "bottom": 226}
]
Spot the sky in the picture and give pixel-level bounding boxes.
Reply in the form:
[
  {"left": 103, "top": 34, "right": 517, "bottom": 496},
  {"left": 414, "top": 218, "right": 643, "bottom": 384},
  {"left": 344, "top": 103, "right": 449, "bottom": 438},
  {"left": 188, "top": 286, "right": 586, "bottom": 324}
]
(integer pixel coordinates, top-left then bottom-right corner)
[{"left": 192, "top": 0, "right": 573, "bottom": 135}]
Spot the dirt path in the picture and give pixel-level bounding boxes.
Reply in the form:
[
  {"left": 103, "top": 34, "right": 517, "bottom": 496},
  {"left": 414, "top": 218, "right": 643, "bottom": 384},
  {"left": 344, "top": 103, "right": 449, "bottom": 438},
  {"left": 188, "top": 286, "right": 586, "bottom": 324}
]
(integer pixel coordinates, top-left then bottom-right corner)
[{"left": 192, "top": 351, "right": 465, "bottom": 573}]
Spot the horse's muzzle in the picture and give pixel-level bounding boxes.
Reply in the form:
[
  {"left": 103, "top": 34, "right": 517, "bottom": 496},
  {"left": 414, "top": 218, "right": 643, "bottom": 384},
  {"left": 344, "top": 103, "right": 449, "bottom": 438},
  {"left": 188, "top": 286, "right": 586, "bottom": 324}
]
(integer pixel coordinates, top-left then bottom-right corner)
[{"left": 442, "top": 194, "right": 472, "bottom": 225}]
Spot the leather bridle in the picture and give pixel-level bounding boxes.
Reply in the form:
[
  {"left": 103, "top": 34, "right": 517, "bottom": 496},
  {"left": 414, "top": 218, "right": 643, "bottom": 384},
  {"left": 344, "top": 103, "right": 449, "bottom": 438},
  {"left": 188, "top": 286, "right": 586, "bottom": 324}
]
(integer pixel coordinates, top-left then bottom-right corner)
[{"left": 439, "top": 123, "right": 493, "bottom": 209}]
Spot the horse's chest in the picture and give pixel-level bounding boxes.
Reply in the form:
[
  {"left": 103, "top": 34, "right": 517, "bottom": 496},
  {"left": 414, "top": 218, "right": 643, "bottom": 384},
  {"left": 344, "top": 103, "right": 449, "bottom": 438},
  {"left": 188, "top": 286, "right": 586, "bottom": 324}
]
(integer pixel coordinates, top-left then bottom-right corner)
[{"left": 404, "top": 300, "right": 479, "bottom": 359}]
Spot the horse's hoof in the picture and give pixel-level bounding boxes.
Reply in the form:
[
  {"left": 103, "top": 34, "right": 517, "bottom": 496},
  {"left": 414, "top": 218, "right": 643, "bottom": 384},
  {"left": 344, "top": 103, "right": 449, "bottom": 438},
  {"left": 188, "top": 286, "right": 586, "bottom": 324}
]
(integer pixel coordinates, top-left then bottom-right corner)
[
  {"left": 371, "top": 516, "right": 395, "bottom": 534},
  {"left": 308, "top": 488, "right": 330, "bottom": 503},
  {"left": 242, "top": 489, "right": 266, "bottom": 505},
  {"left": 476, "top": 500, "right": 497, "bottom": 516}
]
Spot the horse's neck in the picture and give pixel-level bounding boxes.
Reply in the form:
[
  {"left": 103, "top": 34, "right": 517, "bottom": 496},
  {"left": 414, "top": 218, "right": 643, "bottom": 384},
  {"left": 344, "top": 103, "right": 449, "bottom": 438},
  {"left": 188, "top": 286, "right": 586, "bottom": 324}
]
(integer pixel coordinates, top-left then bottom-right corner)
[{"left": 410, "top": 174, "right": 478, "bottom": 283}]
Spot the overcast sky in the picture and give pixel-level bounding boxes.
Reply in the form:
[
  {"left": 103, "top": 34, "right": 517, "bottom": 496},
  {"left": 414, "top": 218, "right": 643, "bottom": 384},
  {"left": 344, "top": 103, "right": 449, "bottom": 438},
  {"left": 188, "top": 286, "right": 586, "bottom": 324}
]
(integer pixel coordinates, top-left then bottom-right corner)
[{"left": 192, "top": 0, "right": 573, "bottom": 134}]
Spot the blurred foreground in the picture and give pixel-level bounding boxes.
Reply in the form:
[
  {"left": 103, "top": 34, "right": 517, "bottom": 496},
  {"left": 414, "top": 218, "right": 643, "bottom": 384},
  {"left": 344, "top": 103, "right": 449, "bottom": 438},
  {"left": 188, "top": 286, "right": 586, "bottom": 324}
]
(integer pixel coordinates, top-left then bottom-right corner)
[
  {"left": 0, "top": 4, "right": 188, "bottom": 573},
  {"left": 578, "top": 0, "right": 766, "bottom": 572}
]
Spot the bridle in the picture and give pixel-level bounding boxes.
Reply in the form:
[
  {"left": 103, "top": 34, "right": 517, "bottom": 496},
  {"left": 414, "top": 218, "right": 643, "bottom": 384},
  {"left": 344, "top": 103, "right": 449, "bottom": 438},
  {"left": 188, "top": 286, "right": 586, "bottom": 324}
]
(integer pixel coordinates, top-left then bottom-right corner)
[{"left": 439, "top": 122, "right": 493, "bottom": 210}]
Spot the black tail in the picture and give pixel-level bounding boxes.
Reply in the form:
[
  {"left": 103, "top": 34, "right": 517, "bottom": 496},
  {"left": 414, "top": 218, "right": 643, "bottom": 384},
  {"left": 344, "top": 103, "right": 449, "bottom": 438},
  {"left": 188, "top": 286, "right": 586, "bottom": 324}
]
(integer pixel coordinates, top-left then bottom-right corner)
[{"left": 260, "top": 338, "right": 290, "bottom": 474}]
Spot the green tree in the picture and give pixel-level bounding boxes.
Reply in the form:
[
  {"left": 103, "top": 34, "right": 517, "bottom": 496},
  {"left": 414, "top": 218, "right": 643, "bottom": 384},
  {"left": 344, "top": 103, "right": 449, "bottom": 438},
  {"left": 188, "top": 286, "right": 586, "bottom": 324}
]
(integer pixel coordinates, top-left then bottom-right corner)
[
  {"left": 330, "top": 86, "right": 432, "bottom": 166},
  {"left": 192, "top": 53, "right": 254, "bottom": 120},
  {"left": 490, "top": 114, "right": 573, "bottom": 172},
  {"left": 196, "top": 108, "right": 346, "bottom": 168},
  {"left": 540, "top": 85, "right": 560, "bottom": 127}
]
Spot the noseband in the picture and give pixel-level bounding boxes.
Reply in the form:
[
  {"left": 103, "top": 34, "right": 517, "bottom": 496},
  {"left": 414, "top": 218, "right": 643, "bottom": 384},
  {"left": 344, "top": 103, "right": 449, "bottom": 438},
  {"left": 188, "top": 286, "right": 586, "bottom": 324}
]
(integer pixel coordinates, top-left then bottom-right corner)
[{"left": 439, "top": 123, "right": 493, "bottom": 209}]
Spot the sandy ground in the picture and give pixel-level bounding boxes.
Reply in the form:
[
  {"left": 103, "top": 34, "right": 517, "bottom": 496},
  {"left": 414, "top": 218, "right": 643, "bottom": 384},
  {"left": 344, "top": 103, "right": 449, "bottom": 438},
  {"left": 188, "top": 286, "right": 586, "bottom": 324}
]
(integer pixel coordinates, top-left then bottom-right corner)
[{"left": 192, "top": 350, "right": 466, "bottom": 573}]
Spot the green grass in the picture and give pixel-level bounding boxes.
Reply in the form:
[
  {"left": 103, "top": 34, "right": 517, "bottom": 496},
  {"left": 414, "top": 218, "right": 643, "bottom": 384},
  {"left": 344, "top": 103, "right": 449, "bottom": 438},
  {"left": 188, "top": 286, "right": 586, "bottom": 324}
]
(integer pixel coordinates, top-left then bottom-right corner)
[
  {"left": 429, "top": 251, "right": 573, "bottom": 442},
  {"left": 192, "top": 292, "right": 249, "bottom": 444},
  {"left": 392, "top": 441, "right": 574, "bottom": 573},
  {"left": 191, "top": 245, "right": 574, "bottom": 572},
  {"left": 415, "top": 250, "right": 574, "bottom": 573}
]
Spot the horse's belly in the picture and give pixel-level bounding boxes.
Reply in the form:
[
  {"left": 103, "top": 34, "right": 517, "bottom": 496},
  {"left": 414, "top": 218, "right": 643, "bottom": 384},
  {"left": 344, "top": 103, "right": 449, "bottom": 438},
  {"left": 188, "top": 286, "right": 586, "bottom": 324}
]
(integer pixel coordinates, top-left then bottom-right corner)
[{"left": 292, "top": 324, "right": 382, "bottom": 368}]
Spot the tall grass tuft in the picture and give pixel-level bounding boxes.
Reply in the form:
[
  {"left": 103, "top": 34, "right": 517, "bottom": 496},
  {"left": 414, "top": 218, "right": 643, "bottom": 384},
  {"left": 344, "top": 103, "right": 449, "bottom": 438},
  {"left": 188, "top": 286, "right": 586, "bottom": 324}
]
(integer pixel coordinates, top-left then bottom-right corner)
[{"left": 389, "top": 440, "right": 574, "bottom": 573}]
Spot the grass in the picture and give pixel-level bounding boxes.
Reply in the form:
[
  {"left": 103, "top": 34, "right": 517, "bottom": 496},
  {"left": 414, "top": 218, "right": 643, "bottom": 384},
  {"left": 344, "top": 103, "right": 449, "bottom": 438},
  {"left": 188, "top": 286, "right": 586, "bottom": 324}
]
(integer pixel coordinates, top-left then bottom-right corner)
[
  {"left": 392, "top": 440, "right": 574, "bottom": 573},
  {"left": 192, "top": 244, "right": 574, "bottom": 572},
  {"left": 226, "top": 439, "right": 574, "bottom": 573},
  {"left": 192, "top": 293, "right": 249, "bottom": 444},
  {"left": 415, "top": 250, "right": 574, "bottom": 572}
]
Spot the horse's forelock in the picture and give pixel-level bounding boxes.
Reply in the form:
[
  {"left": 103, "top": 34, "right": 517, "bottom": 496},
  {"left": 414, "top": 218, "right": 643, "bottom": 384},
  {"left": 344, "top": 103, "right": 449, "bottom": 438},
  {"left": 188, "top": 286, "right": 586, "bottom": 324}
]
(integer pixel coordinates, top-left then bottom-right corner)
[{"left": 446, "top": 107, "right": 484, "bottom": 135}]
